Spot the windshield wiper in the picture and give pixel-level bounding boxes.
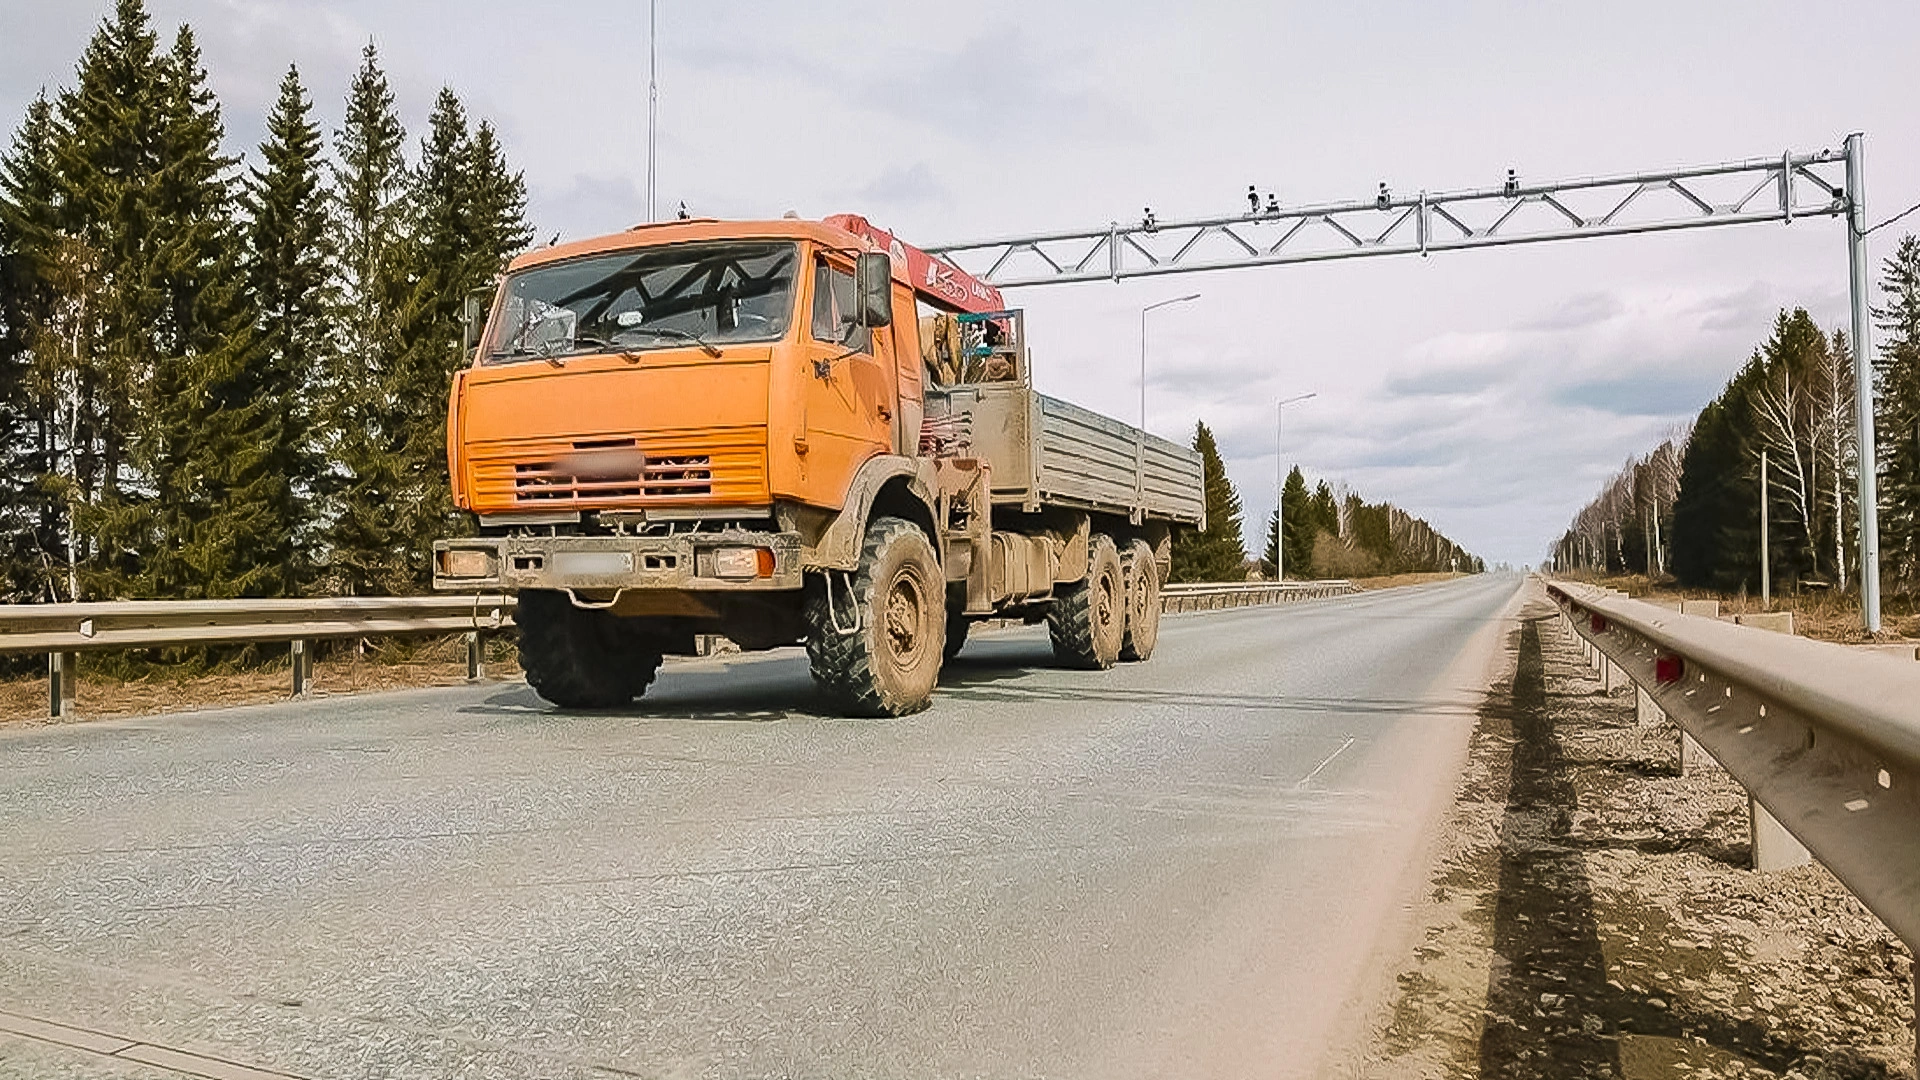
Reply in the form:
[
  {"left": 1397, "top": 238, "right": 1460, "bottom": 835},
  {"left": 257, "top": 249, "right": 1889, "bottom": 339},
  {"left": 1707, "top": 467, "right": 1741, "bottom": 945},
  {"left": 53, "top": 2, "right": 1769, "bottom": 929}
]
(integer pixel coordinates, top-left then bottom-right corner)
[
  {"left": 491, "top": 346, "right": 565, "bottom": 368},
  {"left": 620, "top": 326, "right": 722, "bottom": 357},
  {"left": 567, "top": 335, "right": 647, "bottom": 363}
]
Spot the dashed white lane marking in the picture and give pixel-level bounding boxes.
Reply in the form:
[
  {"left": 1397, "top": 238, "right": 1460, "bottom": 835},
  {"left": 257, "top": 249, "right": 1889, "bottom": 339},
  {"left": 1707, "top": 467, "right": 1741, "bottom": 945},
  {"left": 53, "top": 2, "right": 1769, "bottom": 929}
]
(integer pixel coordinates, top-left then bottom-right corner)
[
  {"left": 1295, "top": 736, "right": 1358, "bottom": 788},
  {"left": 0, "top": 1008, "right": 309, "bottom": 1080}
]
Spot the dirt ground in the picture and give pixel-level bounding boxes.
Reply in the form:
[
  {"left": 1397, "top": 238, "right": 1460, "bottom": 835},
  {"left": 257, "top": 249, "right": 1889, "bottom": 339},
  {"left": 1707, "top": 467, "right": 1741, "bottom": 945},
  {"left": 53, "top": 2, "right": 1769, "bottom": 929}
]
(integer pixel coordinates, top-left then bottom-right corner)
[
  {"left": 1564, "top": 571, "right": 1920, "bottom": 645},
  {"left": 1362, "top": 588, "right": 1915, "bottom": 1079}
]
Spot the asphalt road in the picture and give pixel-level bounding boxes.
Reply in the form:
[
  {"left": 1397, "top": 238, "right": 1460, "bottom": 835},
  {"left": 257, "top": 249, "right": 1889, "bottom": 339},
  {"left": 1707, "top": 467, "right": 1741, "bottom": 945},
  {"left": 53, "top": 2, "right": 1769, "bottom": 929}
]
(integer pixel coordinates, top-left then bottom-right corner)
[{"left": 0, "top": 574, "right": 1523, "bottom": 1079}]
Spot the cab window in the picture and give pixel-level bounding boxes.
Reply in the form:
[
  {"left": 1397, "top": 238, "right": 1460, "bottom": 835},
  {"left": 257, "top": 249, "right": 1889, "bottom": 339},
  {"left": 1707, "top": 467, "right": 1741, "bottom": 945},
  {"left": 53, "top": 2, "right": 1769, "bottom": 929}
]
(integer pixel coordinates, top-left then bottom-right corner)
[{"left": 811, "top": 258, "right": 871, "bottom": 354}]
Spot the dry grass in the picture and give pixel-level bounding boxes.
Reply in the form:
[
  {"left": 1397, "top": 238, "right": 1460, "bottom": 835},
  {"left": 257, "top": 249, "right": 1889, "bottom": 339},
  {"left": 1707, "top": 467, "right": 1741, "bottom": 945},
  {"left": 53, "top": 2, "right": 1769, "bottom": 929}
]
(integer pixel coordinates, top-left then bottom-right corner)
[
  {"left": 1351, "top": 571, "right": 1471, "bottom": 591},
  {"left": 1560, "top": 570, "right": 1920, "bottom": 644}
]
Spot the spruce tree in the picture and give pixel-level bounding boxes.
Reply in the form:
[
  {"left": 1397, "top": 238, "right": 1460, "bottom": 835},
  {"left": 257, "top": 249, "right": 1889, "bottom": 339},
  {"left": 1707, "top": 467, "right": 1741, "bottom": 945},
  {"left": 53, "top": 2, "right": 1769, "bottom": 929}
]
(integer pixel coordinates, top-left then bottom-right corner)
[
  {"left": 325, "top": 44, "right": 411, "bottom": 595},
  {"left": 379, "top": 88, "right": 474, "bottom": 592},
  {"left": 1171, "top": 421, "right": 1247, "bottom": 582},
  {"left": 242, "top": 65, "right": 332, "bottom": 595},
  {"left": 464, "top": 120, "right": 532, "bottom": 280},
  {"left": 1876, "top": 235, "right": 1920, "bottom": 590},
  {"left": 134, "top": 26, "right": 269, "bottom": 600},
  {"left": 1259, "top": 466, "right": 1313, "bottom": 579},
  {"left": 1671, "top": 362, "right": 1764, "bottom": 591},
  {"left": 0, "top": 95, "right": 65, "bottom": 602},
  {"left": 49, "top": 0, "right": 171, "bottom": 597}
]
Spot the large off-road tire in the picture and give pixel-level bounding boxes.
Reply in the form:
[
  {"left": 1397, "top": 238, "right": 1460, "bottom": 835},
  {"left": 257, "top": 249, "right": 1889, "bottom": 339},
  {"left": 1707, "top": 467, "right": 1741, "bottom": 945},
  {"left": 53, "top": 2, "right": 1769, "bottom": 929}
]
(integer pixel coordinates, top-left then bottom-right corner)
[
  {"left": 805, "top": 516, "right": 946, "bottom": 717},
  {"left": 1049, "top": 533, "right": 1125, "bottom": 670},
  {"left": 944, "top": 604, "right": 971, "bottom": 662},
  {"left": 1119, "top": 538, "right": 1161, "bottom": 662},
  {"left": 515, "top": 589, "right": 663, "bottom": 709}
]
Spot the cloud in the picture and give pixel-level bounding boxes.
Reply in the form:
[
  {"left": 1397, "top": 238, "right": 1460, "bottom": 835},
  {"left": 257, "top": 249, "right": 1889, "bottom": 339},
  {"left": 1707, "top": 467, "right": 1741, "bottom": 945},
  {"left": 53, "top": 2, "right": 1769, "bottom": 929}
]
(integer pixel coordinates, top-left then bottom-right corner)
[
  {"left": 1381, "top": 360, "right": 1512, "bottom": 397},
  {"left": 856, "top": 162, "right": 948, "bottom": 208},
  {"left": 531, "top": 173, "right": 648, "bottom": 242},
  {"left": 1552, "top": 370, "right": 1728, "bottom": 417},
  {"left": 1521, "top": 290, "right": 1624, "bottom": 331},
  {"left": 868, "top": 30, "right": 1136, "bottom": 146}
]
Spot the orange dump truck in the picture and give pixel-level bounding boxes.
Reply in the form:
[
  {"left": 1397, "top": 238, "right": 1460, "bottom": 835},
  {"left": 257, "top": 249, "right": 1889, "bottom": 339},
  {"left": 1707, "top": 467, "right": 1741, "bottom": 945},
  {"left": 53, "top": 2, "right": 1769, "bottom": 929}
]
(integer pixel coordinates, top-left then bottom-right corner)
[{"left": 433, "top": 215, "right": 1203, "bottom": 716}]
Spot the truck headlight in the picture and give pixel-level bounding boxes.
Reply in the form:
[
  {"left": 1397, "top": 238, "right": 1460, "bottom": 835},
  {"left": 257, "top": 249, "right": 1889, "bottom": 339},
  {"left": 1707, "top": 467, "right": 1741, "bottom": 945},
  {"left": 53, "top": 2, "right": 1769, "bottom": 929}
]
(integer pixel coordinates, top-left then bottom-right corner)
[
  {"left": 713, "top": 547, "right": 774, "bottom": 580},
  {"left": 439, "top": 548, "right": 496, "bottom": 579}
]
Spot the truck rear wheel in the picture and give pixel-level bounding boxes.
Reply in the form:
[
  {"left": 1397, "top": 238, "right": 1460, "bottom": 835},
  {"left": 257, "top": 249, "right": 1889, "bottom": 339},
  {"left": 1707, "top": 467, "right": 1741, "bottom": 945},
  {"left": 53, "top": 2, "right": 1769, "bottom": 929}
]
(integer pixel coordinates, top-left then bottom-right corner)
[
  {"left": 1120, "top": 539, "right": 1161, "bottom": 661},
  {"left": 1049, "top": 534, "right": 1125, "bottom": 670},
  {"left": 805, "top": 516, "right": 945, "bottom": 717},
  {"left": 515, "top": 589, "right": 664, "bottom": 709}
]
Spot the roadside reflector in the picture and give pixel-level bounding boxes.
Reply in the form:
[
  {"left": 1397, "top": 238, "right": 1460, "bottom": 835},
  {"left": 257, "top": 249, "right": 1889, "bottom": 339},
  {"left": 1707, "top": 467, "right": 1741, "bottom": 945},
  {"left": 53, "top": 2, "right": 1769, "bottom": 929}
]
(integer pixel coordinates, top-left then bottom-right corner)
[{"left": 1655, "top": 653, "right": 1684, "bottom": 684}]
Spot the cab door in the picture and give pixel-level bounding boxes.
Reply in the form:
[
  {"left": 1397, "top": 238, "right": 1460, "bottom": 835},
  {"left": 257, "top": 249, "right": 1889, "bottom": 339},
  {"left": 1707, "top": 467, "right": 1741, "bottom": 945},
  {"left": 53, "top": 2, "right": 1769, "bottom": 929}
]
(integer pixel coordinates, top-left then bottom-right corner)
[{"left": 797, "top": 254, "right": 894, "bottom": 504}]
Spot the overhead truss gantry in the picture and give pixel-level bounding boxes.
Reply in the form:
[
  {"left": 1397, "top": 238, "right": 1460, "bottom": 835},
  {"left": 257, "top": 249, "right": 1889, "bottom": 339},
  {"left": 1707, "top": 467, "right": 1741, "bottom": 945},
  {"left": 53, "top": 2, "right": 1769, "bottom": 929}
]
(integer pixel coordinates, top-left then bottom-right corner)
[{"left": 926, "top": 138, "right": 1886, "bottom": 631}]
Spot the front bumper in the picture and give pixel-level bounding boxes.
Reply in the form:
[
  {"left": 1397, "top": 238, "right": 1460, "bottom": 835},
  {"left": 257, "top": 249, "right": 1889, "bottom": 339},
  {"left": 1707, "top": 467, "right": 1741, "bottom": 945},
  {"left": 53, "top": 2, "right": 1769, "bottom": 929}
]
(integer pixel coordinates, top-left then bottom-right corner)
[{"left": 432, "top": 529, "right": 804, "bottom": 593}]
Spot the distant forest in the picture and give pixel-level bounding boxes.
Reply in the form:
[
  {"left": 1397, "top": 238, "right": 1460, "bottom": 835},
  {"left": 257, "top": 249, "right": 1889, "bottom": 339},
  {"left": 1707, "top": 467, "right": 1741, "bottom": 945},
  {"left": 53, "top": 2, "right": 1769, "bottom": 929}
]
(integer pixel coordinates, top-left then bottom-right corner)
[
  {"left": 0, "top": 0, "right": 533, "bottom": 606},
  {"left": 1171, "top": 421, "right": 1484, "bottom": 583},
  {"left": 1551, "top": 242, "right": 1920, "bottom": 597}
]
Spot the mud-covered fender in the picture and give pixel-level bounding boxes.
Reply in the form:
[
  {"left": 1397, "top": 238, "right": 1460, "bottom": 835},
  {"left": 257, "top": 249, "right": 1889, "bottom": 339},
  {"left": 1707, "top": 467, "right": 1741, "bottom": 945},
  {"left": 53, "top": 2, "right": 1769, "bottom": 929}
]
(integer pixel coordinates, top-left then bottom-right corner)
[{"left": 799, "top": 454, "right": 941, "bottom": 572}]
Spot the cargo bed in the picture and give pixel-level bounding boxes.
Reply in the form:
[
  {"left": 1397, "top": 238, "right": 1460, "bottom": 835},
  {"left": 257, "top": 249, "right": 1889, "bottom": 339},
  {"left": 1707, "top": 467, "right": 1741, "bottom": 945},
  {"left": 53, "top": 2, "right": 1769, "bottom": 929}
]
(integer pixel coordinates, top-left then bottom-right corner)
[{"left": 926, "top": 382, "right": 1204, "bottom": 526}]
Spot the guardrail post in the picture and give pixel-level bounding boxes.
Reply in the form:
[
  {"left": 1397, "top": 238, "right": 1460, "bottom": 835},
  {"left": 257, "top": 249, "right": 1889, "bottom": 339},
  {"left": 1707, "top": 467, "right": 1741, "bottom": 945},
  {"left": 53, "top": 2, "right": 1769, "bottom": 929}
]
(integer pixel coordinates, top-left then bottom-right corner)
[
  {"left": 290, "top": 639, "right": 311, "bottom": 697},
  {"left": 1635, "top": 684, "right": 1662, "bottom": 727},
  {"left": 1741, "top": 611, "right": 1812, "bottom": 872},
  {"left": 465, "top": 631, "right": 484, "bottom": 682},
  {"left": 48, "top": 652, "right": 76, "bottom": 718},
  {"left": 1751, "top": 800, "right": 1812, "bottom": 872},
  {"left": 1679, "top": 732, "right": 1715, "bottom": 776}
]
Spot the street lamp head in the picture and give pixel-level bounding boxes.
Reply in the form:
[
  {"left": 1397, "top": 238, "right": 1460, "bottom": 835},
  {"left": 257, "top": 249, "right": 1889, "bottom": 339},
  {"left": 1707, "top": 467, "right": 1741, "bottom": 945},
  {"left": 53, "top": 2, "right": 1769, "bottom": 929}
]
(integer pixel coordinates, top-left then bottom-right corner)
[{"left": 1143, "top": 293, "right": 1202, "bottom": 314}]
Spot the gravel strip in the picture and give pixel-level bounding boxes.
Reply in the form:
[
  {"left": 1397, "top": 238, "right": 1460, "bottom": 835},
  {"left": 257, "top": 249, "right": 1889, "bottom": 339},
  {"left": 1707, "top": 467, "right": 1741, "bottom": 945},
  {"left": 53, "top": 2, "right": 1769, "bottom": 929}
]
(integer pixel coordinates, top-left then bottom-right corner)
[{"left": 1363, "top": 587, "right": 1914, "bottom": 1079}]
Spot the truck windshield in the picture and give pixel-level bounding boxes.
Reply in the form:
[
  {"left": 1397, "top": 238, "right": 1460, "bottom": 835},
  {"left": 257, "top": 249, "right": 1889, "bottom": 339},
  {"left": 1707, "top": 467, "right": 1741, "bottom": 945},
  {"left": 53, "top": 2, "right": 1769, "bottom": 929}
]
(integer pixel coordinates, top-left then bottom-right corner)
[{"left": 484, "top": 241, "right": 799, "bottom": 363}]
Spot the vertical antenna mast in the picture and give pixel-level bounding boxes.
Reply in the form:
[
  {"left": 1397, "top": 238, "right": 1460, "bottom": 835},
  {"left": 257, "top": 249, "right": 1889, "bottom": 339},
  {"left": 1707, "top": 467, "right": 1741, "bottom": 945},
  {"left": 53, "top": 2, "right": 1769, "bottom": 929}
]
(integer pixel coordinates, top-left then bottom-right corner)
[{"left": 646, "top": 0, "right": 658, "bottom": 221}]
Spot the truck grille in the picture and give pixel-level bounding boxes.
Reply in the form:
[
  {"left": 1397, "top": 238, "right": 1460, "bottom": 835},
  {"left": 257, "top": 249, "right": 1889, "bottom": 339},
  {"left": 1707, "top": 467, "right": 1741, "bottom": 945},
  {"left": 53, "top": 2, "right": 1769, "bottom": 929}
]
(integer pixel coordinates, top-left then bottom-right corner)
[
  {"left": 468, "top": 434, "right": 765, "bottom": 511},
  {"left": 514, "top": 450, "right": 712, "bottom": 501}
]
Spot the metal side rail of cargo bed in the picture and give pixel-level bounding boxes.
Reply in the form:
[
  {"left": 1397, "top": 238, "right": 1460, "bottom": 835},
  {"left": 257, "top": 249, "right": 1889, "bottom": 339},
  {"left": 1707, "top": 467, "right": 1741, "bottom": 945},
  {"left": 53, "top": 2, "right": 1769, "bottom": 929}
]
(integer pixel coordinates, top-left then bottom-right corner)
[{"left": 1544, "top": 579, "right": 1920, "bottom": 964}]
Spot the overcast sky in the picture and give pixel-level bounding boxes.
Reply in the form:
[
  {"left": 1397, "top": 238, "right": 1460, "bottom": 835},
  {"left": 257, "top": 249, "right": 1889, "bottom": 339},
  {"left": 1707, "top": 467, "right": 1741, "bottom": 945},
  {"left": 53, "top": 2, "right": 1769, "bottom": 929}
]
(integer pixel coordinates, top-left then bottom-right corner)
[{"left": 6, "top": 0, "right": 1918, "bottom": 566}]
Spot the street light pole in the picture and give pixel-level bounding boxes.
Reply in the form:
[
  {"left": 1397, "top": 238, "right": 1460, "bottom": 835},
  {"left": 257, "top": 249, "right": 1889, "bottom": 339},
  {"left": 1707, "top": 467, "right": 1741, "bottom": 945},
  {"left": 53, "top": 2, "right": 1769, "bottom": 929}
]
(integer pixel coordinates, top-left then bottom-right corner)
[
  {"left": 1137, "top": 293, "right": 1201, "bottom": 515},
  {"left": 1275, "top": 392, "right": 1317, "bottom": 581},
  {"left": 646, "top": 0, "right": 658, "bottom": 222}
]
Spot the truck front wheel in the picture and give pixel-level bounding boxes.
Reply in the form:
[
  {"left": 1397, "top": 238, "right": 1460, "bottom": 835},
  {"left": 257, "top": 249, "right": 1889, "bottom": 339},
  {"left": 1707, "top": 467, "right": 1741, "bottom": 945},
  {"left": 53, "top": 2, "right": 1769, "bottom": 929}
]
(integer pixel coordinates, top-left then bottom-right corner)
[
  {"left": 805, "top": 516, "right": 946, "bottom": 717},
  {"left": 1049, "top": 534, "right": 1125, "bottom": 669},
  {"left": 1120, "top": 539, "right": 1161, "bottom": 661},
  {"left": 516, "top": 589, "right": 664, "bottom": 709}
]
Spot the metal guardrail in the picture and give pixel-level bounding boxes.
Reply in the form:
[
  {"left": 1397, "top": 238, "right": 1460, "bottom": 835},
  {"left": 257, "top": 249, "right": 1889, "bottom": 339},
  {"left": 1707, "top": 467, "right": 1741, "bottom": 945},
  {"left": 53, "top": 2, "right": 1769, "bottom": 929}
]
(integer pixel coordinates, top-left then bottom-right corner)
[
  {"left": 0, "top": 595, "right": 514, "bottom": 717},
  {"left": 1161, "top": 580, "right": 1357, "bottom": 612},
  {"left": 0, "top": 581, "right": 1357, "bottom": 719},
  {"left": 1544, "top": 579, "right": 1920, "bottom": 955},
  {"left": 0, "top": 595, "right": 514, "bottom": 652}
]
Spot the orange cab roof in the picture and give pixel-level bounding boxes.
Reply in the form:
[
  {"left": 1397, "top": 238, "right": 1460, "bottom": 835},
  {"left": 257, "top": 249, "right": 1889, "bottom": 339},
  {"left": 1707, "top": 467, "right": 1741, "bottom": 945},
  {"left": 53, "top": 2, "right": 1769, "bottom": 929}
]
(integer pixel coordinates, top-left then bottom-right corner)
[{"left": 506, "top": 218, "right": 871, "bottom": 273}]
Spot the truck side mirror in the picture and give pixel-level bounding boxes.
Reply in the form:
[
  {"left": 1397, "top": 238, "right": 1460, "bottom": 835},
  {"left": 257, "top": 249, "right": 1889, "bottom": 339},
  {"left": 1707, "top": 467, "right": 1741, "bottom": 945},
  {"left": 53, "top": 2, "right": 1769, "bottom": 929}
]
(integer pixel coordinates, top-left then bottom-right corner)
[
  {"left": 461, "top": 289, "right": 491, "bottom": 353},
  {"left": 855, "top": 252, "right": 892, "bottom": 328}
]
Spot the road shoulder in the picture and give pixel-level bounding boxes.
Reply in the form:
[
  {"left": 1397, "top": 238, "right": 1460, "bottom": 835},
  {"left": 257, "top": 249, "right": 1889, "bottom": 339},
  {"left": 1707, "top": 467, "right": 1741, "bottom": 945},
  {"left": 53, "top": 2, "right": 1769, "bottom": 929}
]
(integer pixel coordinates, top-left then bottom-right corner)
[{"left": 1357, "top": 582, "right": 1914, "bottom": 1079}]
